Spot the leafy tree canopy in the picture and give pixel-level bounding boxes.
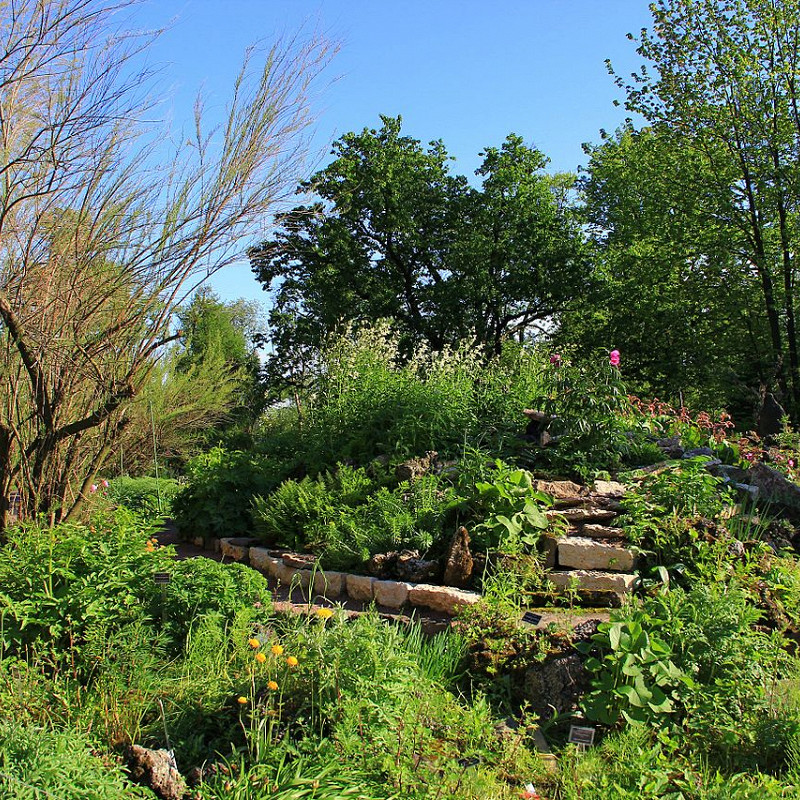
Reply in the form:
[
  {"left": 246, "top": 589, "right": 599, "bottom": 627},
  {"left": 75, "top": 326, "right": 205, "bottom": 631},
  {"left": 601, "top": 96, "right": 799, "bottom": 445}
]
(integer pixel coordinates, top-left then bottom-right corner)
[{"left": 249, "top": 115, "right": 586, "bottom": 393}]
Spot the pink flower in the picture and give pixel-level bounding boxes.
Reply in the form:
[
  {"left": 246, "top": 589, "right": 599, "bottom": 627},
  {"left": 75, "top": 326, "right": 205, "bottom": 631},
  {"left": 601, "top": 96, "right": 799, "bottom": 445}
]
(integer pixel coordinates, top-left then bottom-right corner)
[
  {"left": 102, "top": 479, "right": 109, "bottom": 488},
  {"left": 609, "top": 349, "right": 621, "bottom": 366},
  {"left": 90, "top": 484, "right": 98, "bottom": 493},
  {"left": 789, "top": 459, "right": 795, "bottom": 468},
  {"left": 550, "top": 353, "right": 562, "bottom": 365}
]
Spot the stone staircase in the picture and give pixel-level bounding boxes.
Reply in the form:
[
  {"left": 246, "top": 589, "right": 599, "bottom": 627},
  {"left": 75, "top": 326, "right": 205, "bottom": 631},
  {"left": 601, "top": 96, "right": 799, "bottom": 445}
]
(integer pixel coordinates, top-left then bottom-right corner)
[{"left": 536, "top": 479, "right": 638, "bottom": 606}]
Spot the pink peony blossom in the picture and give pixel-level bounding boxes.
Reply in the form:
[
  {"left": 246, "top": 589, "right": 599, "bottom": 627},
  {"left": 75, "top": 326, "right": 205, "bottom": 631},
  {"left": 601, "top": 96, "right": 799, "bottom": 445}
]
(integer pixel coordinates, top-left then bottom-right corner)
[{"left": 609, "top": 349, "right": 621, "bottom": 366}]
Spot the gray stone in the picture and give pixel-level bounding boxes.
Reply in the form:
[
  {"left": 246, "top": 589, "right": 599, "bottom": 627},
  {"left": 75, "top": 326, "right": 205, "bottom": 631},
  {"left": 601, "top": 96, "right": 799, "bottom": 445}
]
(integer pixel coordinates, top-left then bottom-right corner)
[
  {"left": 346, "top": 574, "right": 375, "bottom": 602},
  {"left": 312, "top": 570, "right": 344, "bottom": 599},
  {"left": 683, "top": 447, "right": 714, "bottom": 459},
  {"left": 408, "top": 584, "right": 481, "bottom": 614},
  {"left": 750, "top": 463, "right": 800, "bottom": 515},
  {"left": 557, "top": 537, "right": 636, "bottom": 571},
  {"left": 758, "top": 392, "right": 786, "bottom": 439},
  {"left": 540, "top": 534, "right": 558, "bottom": 569},
  {"left": 373, "top": 579, "right": 411, "bottom": 608}
]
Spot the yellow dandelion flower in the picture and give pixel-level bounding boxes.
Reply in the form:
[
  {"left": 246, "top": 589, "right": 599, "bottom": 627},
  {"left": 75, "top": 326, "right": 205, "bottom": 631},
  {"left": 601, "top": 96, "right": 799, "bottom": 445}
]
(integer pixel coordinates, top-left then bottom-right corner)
[
  {"left": 248, "top": 638, "right": 261, "bottom": 649},
  {"left": 271, "top": 644, "right": 284, "bottom": 656},
  {"left": 315, "top": 607, "right": 334, "bottom": 620},
  {"left": 237, "top": 696, "right": 248, "bottom": 705},
  {"left": 267, "top": 680, "right": 278, "bottom": 691},
  {"left": 286, "top": 656, "right": 298, "bottom": 668},
  {"left": 255, "top": 652, "right": 267, "bottom": 664}
]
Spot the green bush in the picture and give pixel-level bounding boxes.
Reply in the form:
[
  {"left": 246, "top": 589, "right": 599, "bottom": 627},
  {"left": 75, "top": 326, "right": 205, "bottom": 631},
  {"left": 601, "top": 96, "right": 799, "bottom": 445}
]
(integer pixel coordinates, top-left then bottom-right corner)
[
  {"left": 0, "top": 721, "right": 146, "bottom": 799},
  {"left": 107, "top": 476, "right": 181, "bottom": 518},
  {"left": 173, "top": 447, "right": 294, "bottom": 540}
]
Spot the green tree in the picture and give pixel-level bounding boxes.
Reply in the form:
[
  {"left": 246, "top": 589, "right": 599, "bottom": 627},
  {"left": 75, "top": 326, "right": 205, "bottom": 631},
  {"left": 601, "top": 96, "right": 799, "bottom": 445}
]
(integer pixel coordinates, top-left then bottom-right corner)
[
  {"left": 567, "top": 124, "right": 769, "bottom": 412},
  {"left": 176, "top": 289, "right": 264, "bottom": 430},
  {"left": 249, "top": 115, "right": 585, "bottom": 392},
  {"left": 611, "top": 0, "right": 800, "bottom": 417}
]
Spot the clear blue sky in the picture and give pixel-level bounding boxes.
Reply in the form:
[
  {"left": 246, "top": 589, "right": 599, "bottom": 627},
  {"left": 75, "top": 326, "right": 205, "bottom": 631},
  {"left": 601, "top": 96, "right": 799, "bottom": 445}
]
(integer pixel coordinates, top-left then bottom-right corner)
[{"left": 130, "top": 1, "right": 655, "bottom": 308}]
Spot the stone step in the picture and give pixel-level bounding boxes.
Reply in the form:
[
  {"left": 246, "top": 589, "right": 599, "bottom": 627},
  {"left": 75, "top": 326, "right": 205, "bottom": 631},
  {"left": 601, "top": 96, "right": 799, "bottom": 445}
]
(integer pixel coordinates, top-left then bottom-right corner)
[
  {"left": 547, "top": 507, "right": 618, "bottom": 525},
  {"left": 579, "top": 523, "right": 627, "bottom": 540},
  {"left": 557, "top": 536, "right": 637, "bottom": 571},
  {"left": 547, "top": 569, "right": 637, "bottom": 596}
]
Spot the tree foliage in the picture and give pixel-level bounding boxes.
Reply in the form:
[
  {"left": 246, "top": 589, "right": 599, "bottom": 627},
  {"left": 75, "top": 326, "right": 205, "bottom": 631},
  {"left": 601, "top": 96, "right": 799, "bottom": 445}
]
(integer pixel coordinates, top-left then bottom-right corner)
[
  {"left": 608, "top": 0, "right": 800, "bottom": 417},
  {"left": 0, "top": 0, "right": 331, "bottom": 529},
  {"left": 249, "top": 115, "right": 585, "bottom": 392}
]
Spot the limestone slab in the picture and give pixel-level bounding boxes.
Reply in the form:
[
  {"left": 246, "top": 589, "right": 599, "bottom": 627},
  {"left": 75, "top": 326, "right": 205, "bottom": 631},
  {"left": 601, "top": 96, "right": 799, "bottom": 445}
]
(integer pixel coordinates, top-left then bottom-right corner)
[
  {"left": 593, "top": 480, "right": 628, "bottom": 497},
  {"left": 249, "top": 547, "right": 283, "bottom": 578},
  {"left": 581, "top": 524, "right": 626, "bottom": 539},
  {"left": 547, "top": 569, "right": 636, "bottom": 594},
  {"left": 547, "top": 507, "right": 617, "bottom": 524},
  {"left": 408, "top": 584, "right": 481, "bottom": 614},
  {"left": 558, "top": 537, "right": 636, "bottom": 571},
  {"left": 312, "top": 570, "right": 344, "bottom": 599},
  {"left": 220, "top": 538, "right": 252, "bottom": 562},
  {"left": 373, "top": 579, "right": 411, "bottom": 608},
  {"left": 346, "top": 574, "right": 375, "bottom": 602}
]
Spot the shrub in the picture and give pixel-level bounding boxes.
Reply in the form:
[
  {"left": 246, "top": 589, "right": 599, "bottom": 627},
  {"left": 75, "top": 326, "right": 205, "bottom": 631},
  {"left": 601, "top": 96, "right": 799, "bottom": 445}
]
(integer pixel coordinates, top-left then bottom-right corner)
[
  {"left": 106, "top": 476, "right": 181, "bottom": 518},
  {"left": 173, "top": 447, "right": 294, "bottom": 540}
]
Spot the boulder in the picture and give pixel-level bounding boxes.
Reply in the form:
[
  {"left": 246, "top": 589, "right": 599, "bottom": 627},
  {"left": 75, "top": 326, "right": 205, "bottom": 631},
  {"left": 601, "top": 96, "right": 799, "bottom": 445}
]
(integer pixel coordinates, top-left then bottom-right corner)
[
  {"left": 408, "top": 584, "right": 481, "bottom": 614},
  {"left": 395, "top": 451, "right": 438, "bottom": 482},
  {"left": 127, "top": 745, "right": 186, "bottom": 800},
  {"left": 395, "top": 550, "right": 440, "bottom": 583},
  {"left": 442, "top": 526, "right": 473, "bottom": 588},
  {"left": 757, "top": 392, "right": 786, "bottom": 439},
  {"left": 749, "top": 462, "right": 800, "bottom": 517}
]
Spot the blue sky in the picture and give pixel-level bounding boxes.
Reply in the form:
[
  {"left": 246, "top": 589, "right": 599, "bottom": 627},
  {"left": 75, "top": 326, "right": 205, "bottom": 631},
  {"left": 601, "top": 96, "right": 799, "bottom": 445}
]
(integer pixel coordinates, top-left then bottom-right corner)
[{"left": 130, "top": 1, "right": 654, "bottom": 308}]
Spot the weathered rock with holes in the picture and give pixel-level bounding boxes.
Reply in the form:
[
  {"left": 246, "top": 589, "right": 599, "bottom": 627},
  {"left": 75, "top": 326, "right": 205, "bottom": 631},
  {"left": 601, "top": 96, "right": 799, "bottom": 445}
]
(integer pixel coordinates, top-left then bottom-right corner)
[
  {"left": 558, "top": 537, "right": 637, "bottom": 571},
  {"left": 408, "top": 584, "right": 481, "bottom": 614},
  {"left": 346, "top": 574, "right": 375, "bottom": 602},
  {"left": 395, "top": 551, "right": 440, "bottom": 583},
  {"left": 127, "top": 745, "right": 186, "bottom": 800},
  {"left": 749, "top": 463, "right": 800, "bottom": 517},
  {"left": 373, "top": 579, "right": 412, "bottom": 608},
  {"left": 442, "top": 526, "right": 473, "bottom": 588}
]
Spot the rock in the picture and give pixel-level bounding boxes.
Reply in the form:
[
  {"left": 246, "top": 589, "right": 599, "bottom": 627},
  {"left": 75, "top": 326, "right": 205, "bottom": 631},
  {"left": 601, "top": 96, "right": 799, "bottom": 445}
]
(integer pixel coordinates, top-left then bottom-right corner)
[
  {"left": 683, "top": 447, "right": 714, "bottom": 459},
  {"left": 547, "top": 569, "right": 636, "bottom": 594},
  {"left": 282, "top": 553, "right": 316, "bottom": 570},
  {"left": 395, "top": 451, "right": 438, "bottom": 482},
  {"left": 749, "top": 463, "right": 800, "bottom": 516},
  {"left": 249, "top": 547, "right": 283, "bottom": 578},
  {"left": 127, "top": 745, "right": 186, "bottom": 800},
  {"left": 758, "top": 392, "right": 786, "bottom": 439},
  {"left": 540, "top": 534, "right": 558, "bottom": 569},
  {"left": 581, "top": 524, "right": 626, "bottom": 539},
  {"left": 707, "top": 463, "right": 752, "bottom": 484},
  {"left": 656, "top": 436, "right": 684, "bottom": 459},
  {"left": 557, "top": 537, "right": 637, "bottom": 571},
  {"left": 547, "top": 507, "right": 617, "bottom": 524},
  {"left": 592, "top": 480, "right": 627, "bottom": 497},
  {"left": 346, "top": 574, "right": 375, "bottom": 602},
  {"left": 312, "top": 570, "right": 345, "bottom": 599},
  {"left": 408, "top": 584, "right": 481, "bottom": 614},
  {"left": 532, "top": 479, "right": 587, "bottom": 499},
  {"left": 373, "top": 579, "right": 411, "bottom": 608},
  {"left": 367, "top": 552, "right": 394, "bottom": 578},
  {"left": 395, "top": 550, "right": 440, "bottom": 583},
  {"left": 523, "top": 409, "right": 558, "bottom": 446},
  {"left": 442, "top": 526, "right": 473, "bottom": 588},
  {"left": 220, "top": 537, "right": 256, "bottom": 561},
  {"left": 524, "top": 653, "right": 590, "bottom": 718}
]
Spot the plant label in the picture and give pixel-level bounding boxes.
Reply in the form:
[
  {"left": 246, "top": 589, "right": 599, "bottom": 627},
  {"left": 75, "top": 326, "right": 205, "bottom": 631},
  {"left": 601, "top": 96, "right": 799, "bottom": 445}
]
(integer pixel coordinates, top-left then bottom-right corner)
[
  {"left": 521, "top": 611, "right": 543, "bottom": 626},
  {"left": 457, "top": 757, "right": 479, "bottom": 768},
  {"left": 153, "top": 572, "right": 170, "bottom": 585},
  {"left": 568, "top": 725, "right": 595, "bottom": 748}
]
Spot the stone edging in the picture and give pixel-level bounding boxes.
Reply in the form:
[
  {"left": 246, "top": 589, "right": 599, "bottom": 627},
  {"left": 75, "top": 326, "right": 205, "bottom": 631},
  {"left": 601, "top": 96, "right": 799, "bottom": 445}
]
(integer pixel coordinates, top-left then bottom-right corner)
[{"left": 216, "top": 538, "right": 482, "bottom": 616}]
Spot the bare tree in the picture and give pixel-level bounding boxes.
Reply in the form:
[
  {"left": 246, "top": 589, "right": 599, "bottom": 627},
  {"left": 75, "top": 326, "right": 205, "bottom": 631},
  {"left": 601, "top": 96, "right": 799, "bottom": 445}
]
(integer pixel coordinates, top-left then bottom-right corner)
[{"left": 0, "top": 0, "right": 332, "bottom": 530}]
